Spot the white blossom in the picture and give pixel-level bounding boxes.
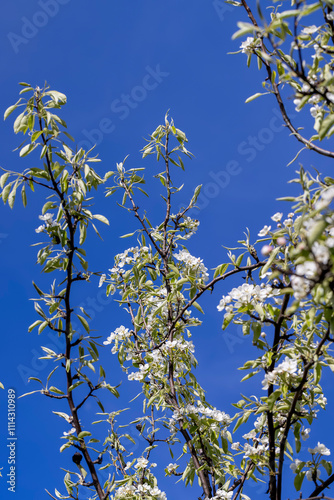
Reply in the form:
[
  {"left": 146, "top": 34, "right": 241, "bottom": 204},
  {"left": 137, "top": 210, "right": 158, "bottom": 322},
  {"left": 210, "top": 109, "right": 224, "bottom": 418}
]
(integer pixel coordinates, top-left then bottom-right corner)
[
  {"left": 312, "top": 241, "right": 329, "bottom": 265},
  {"left": 301, "top": 25, "right": 319, "bottom": 35},
  {"left": 174, "top": 249, "right": 209, "bottom": 281},
  {"left": 63, "top": 428, "right": 76, "bottom": 437},
  {"left": 271, "top": 212, "right": 283, "bottom": 222},
  {"left": 261, "top": 245, "right": 273, "bottom": 256},
  {"left": 277, "top": 237, "right": 287, "bottom": 246},
  {"left": 258, "top": 225, "right": 271, "bottom": 237},
  {"left": 35, "top": 225, "right": 45, "bottom": 233},
  {"left": 301, "top": 428, "right": 310, "bottom": 441},
  {"left": 98, "top": 274, "right": 106, "bottom": 287},
  {"left": 290, "top": 458, "right": 302, "bottom": 473},
  {"left": 103, "top": 326, "right": 131, "bottom": 345},
  {"left": 166, "top": 463, "right": 179, "bottom": 474},
  {"left": 308, "top": 442, "right": 331, "bottom": 456},
  {"left": 262, "top": 357, "right": 298, "bottom": 390},
  {"left": 276, "top": 357, "right": 298, "bottom": 375},
  {"left": 306, "top": 468, "right": 321, "bottom": 481},
  {"left": 240, "top": 37, "right": 255, "bottom": 54},
  {"left": 283, "top": 218, "right": 293, "bottom": 227},
  {"left": 135, "top": 456, "right": 149, "bottom": 469},
  {"left": 217, "top": 283, "right": 279, "bottom": 313}
]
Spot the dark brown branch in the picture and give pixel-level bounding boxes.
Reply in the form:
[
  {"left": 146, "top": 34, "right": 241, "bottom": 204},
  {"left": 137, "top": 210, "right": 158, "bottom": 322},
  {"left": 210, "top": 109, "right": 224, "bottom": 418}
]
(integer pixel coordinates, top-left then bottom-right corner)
[
  {"left": 240, "top": 0, "right": 334, "bottom": 159},
  {"left": 276, "top": 326, "right": 331, "bottom": 500},
  {"left": 309, "top": 474, "right": 334, "bottom": 498}
]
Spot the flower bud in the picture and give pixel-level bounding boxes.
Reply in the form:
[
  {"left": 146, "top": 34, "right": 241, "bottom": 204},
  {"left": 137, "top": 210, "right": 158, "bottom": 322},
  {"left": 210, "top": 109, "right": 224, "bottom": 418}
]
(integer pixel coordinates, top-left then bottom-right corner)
[
  {"left": 261, "top": 245, "right": 273, "bottom": 256},
  {"left": 277, "top": 237, "right": 287, "bottom": 246}
]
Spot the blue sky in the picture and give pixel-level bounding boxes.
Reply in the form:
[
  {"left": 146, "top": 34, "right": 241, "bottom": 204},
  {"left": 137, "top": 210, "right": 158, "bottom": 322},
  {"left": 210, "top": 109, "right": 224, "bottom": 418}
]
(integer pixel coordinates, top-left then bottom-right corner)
[{"left": 1, "top": 1, "right": 334, "bottom": 499}]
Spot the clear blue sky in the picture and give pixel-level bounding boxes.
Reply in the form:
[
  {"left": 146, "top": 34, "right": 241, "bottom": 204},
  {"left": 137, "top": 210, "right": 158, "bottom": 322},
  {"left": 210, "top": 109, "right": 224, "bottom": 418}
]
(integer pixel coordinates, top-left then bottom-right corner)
[{"left": 1, "top": 1, "right": 334, "bottom": 499}]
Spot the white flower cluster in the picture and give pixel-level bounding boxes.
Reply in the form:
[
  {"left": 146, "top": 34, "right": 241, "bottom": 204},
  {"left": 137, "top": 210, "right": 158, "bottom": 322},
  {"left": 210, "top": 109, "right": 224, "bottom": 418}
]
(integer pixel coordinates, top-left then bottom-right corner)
[
  {"left": 259, "top": 212, "right": 294, "bottom": 239},
  {"left": 241, "top": 425, "right": 269, "bottom": 460},
  {"left": 290, "top": 261, "right": 318, "bottom": 299},
  {"left": 103, "top": 326, "right": 131, "bottom": 346},
  {"left": 240, "top": 36, "right": 255, "bottom": 54},
  {"left": 128, "top": 364, "right": 149, "bottom": 382},
  {"left": 113, "top": 246, "right": 151, "bottom": 271},
  {"left": 63, "top": 428, "right": 76, "bottom": 437},
  {"left": 207, "top": 490, "right": 233, "bottom": 500},
  {"left": 290, "top": 458, "right": 302, "bottom": 473},
  {"left": 178, "top": 216, "right": 199, "bottom": 240},
  {"left": 290, "top": 237, "right": 331, "bottom": 300},
  {"left": 124, "top": 337, "right": 196, "bottom": 383},
  {"left": 162, "top": 339, "right": 195, "bottom": 354},
  {"left": 306, "top": 468, "right": 321, "bottom": 481},
  {"left": 308, "top": 442, "right": 331, "bottom": 456},
  {"left": 150, "top": 216, "right": 199, "bottom": 243},
  {"left": 114, "top": 482, "right": 167, "bottom": 500},
  {"left": 165, "top": 463, "right": 179, "bottom": 474},
  {"left": 171, "top": 403, "right": 230, "bottom": 425},
  {"left": 174, "top": 249, "right": 209, "bottom": 281},
  {"left": 135, "top": 457, "right": 149, "bottom": 469},
  {"left": 35, "top": 213, "right": 58, "bottom": 233},
  {"left": 243, "top": 441, "right": 268, "bottom": 458},
  {"left": 315, "top": 186, "right": 334, "bottom": 211},
  {"left": 290, "top": 444, "right": 331, "bottom": 483},
  {"left": 217, "top": 283, "right": 280, "bottom": 315},
  {"left": 301, "top": 427, "right": 311, "bottom": 441},
  {"left": 262, "top": 356, "right": 298, "bottom": 390},
  {"left": 301, "top": 25, "right": 319, "bottom": 35}
]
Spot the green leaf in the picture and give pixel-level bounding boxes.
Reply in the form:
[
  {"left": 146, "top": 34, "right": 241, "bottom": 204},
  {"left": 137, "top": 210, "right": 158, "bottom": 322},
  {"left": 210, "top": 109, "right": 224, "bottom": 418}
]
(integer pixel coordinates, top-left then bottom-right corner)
[
  {"left": 319, "top": 113, "right": 334, "bottom": 140},
  {"left": 192, "top": 301, "right": 204, "bottom": 314},
  {"left": 260, "top": 246, "right": 281, "bottom": 276},
  {"left": 120, "top": 232, "right": 136, "bottom": 239},
  {"left": 190, "top": 184, "right": 202, "bottom": 205},
  {"left": 21, "top": 185, "right": 27, "bottom": 207},
  {"left": 4, "top": 102, "right": 21, "bottom": 120},
  {"left": 93, "top": 214, "right": 109, "bottom": 225},
  {"left": 307, "top": 218, "right": 327, "bottom": 245},
  {"left": 49, "top": 386, "right": 65, "bottom": 395},
  {"left": 245, "top": 92, "right": 269, "bottom": 103},
  {"left": 294, "top": 471, "right": 305, "bottom": 491},
  {"left": 77, "top": 315, "right": 90, "bottom": 333},
  {"left": 28, "top": 377, "right": 43, "bottom": 384},
  {"left": 28, "top": 320, "right": 43, "bottom": 332},
  {"left": 68, "top": 381, "right": 84, "bottom": 392},
  {"left": 13, "top": 111, "right": 25, "bottom": 133},
  {"left": 45, "top": 90, "right": 67, "bottom": 104},
  {"left": 321, "top": 459, "right": 332, "bottom": 476},
  {"left": 2, "top": 183, "right": 12, "bottom": 204},
  {"left": 78, "top": 431, "right": 92, "bottom": 439},
  {"left": 0, "top": 173, "right": 9, "bottom": 189},
  {"left": 60, "top": 442, "right": 72, "bottom": 453},
  {"left": 8, "top": 182, "right": 18, "bottom": 209}
]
